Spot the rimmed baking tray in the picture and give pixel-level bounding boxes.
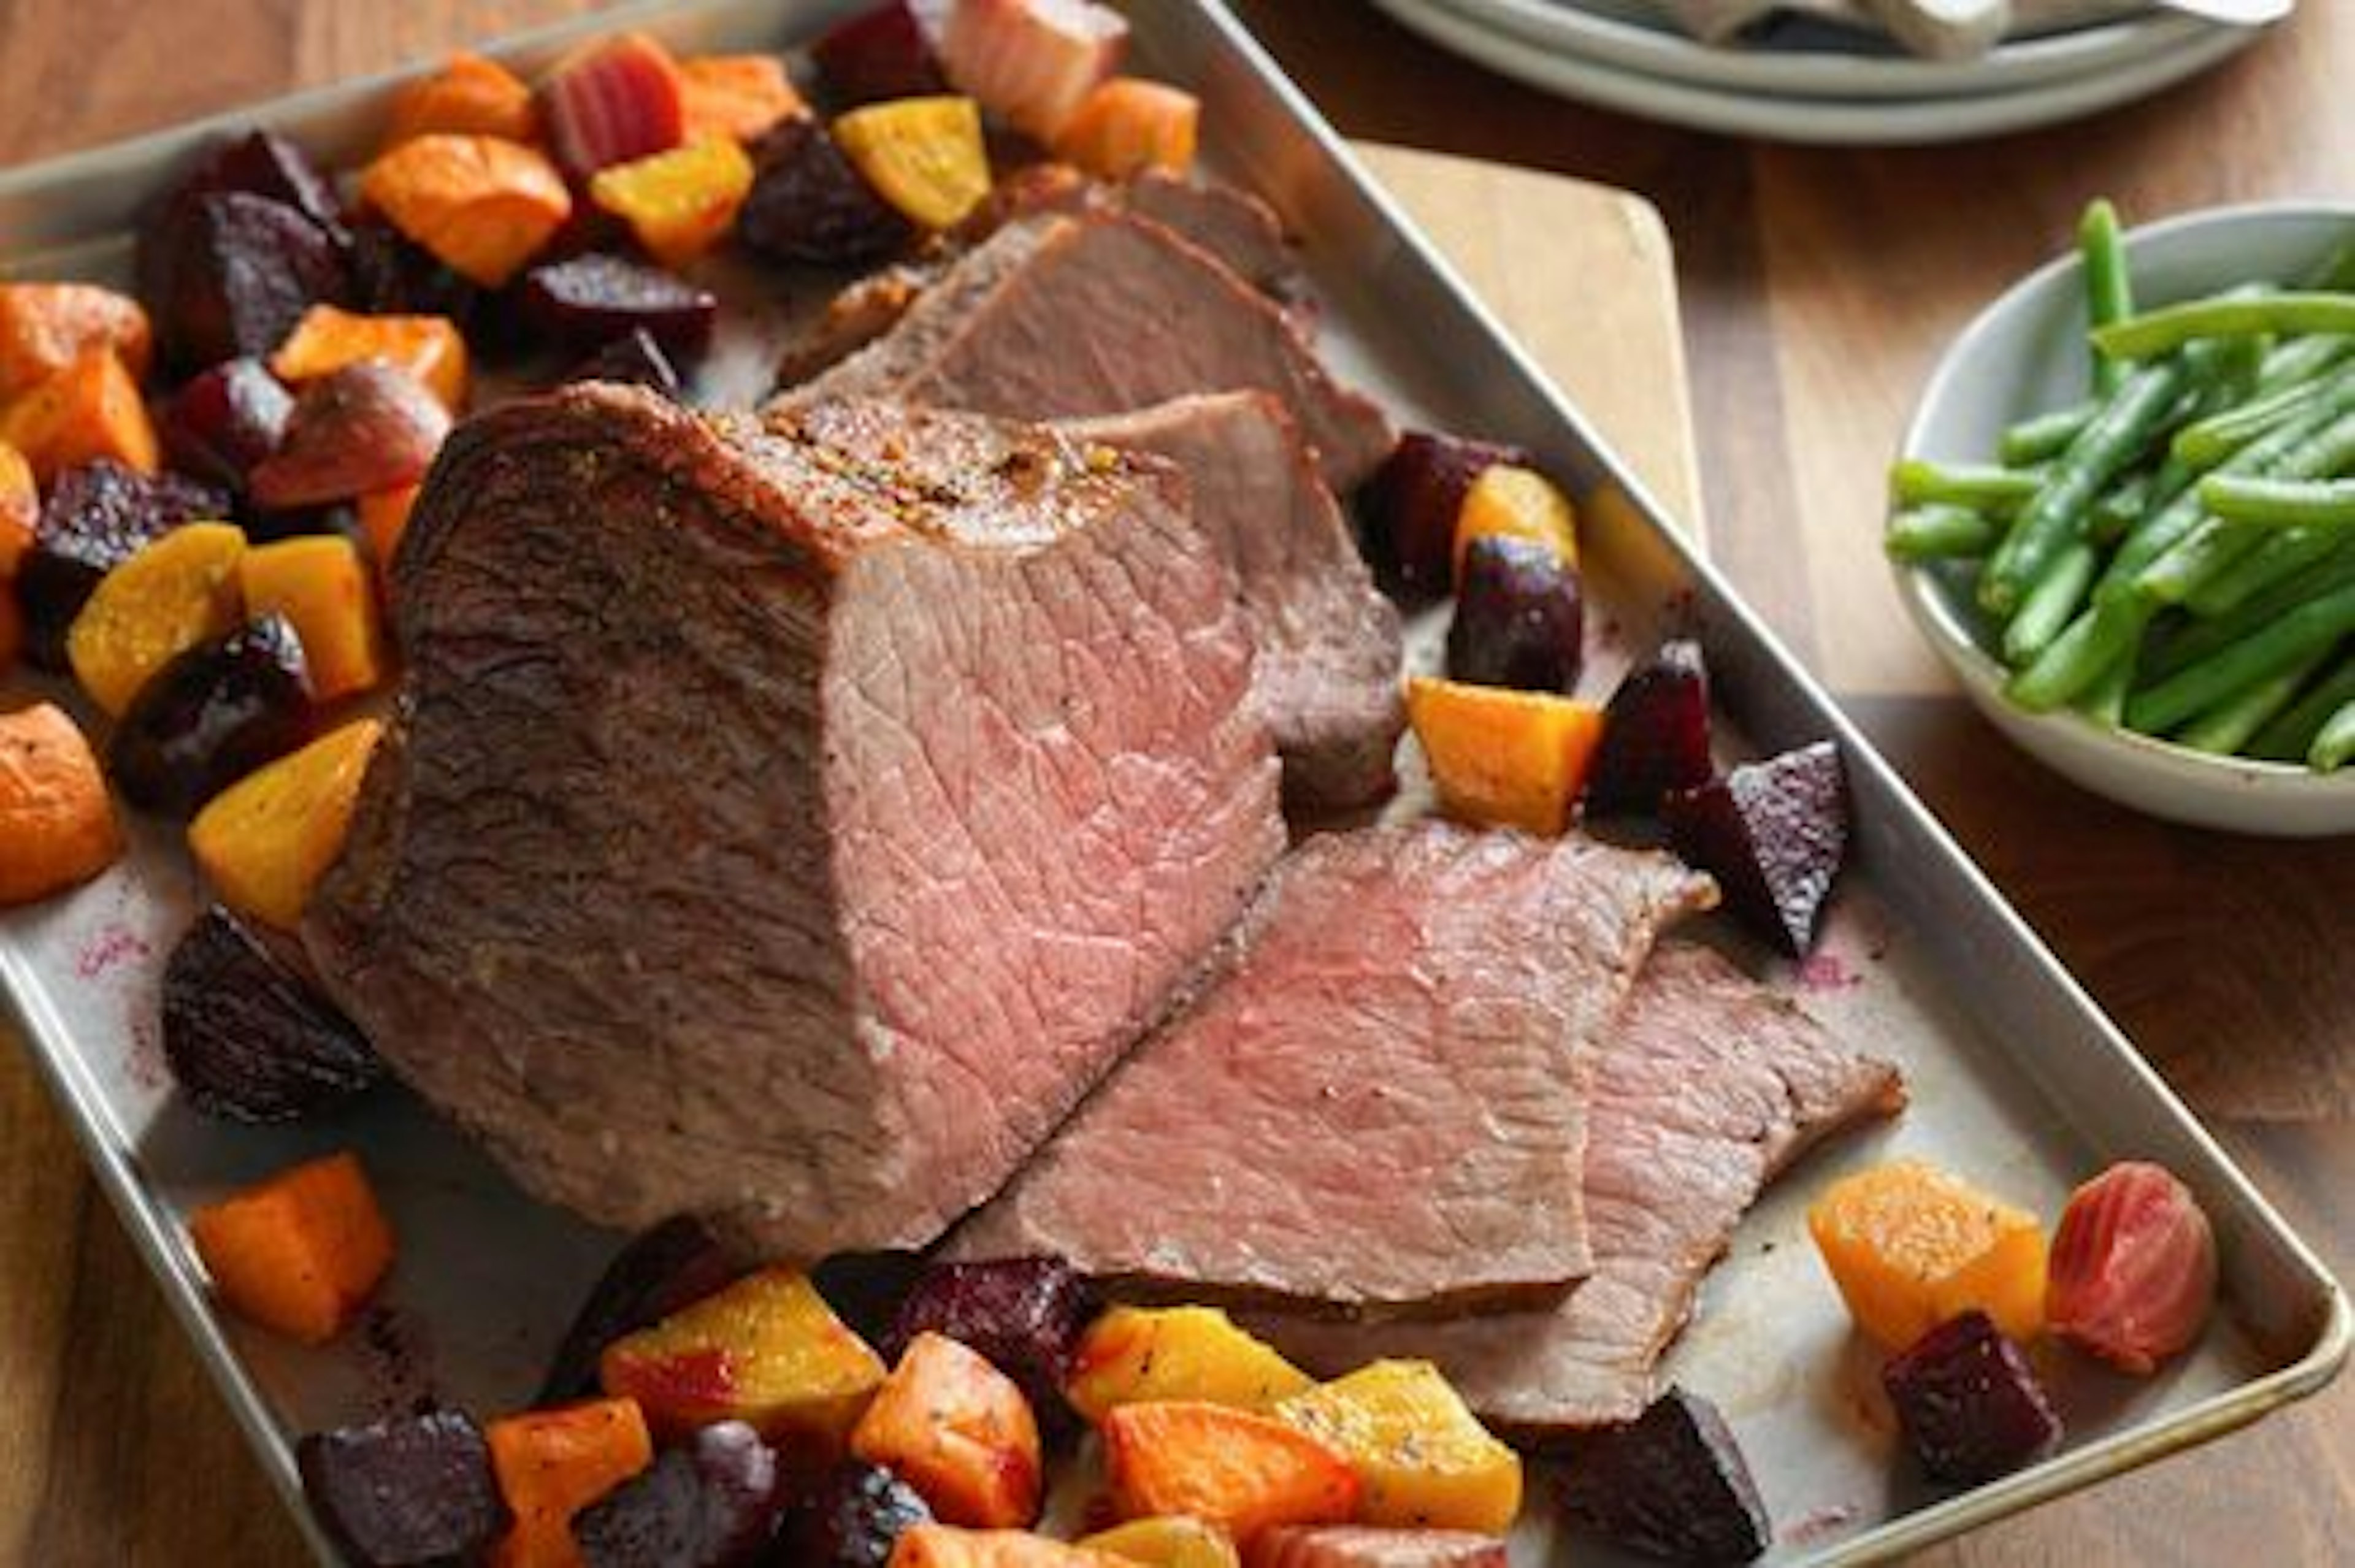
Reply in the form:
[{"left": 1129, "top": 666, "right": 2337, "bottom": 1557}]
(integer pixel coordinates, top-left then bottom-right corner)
[{"left": 1, "top": 3, "right": 2343, "bottom": 1563}]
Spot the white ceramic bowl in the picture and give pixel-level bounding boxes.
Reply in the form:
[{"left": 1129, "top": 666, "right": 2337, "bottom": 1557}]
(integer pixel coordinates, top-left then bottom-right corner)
[{"left": 1893, "top": 201, "right": 2355, "bottom": 837}]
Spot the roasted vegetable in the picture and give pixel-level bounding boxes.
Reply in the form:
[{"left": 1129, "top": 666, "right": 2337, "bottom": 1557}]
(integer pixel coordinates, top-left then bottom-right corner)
[
  {"left": 348, "top": 219, "right": 482, "bottom": 325},
  {"left": 1882, "top": 1310, "right": 2062, "bottom": 1486},
  {"left": 0, "top": 440, "right": 33, "bottom": 578},
  {"left": 1452, "top": 464, "right": 1576, "bottom": 581},
  {"left": 575, "top": 1420, "right": 784, "bottom": 1568},
  {"left": 832, "top": 97, "right": 992, "bottom": 232},
  {"left": 888, "top": 1526, "right": 1117, "bottom": 1568},
  {"left": 1661, "top": 740, "right": 1849, "bottom": 957},
  {"left": 137, "top": 191, "right": 348, "bottom": 373},
  {"left": 852, "top": 1331, "right": 1042, "bottom": 1529},
  {"left": 0, "top": 702, "right": 121, "bottom": 905},
  {"left": 738, "top": 115, "right": 912, "bottom": 267},
  {"left": 63, "top": 519, "right": 245, "bottom": 715},
  {"left": 589, "top": 137, "right": 757, "bottom": 268},
  {"left": 1584, "top": 638, "right": 1712, "bottom": 817},
  {"left": 187, "top": 1149, "right": 394, "bottom": 1345},
  {"left": 814, "top": 4, "right": 950, "bottom": 105},
  {"left": 270, "top": 304, "right": 470, "bottom": 412},
  {"left": 521, "top": 253, "right": 720, "bottom": 361},
  {"left": 1079, "top": 1516, "right": 1239, "bottom": 1568},
  {"left": 358, "top": 484, "right": 423, "bottom": 586},
  {"left": 1066, "top": 1306, "right": 1312, "bottom": 1425},
  {"left": 15, "top": 460, "right": 229, "bottom": 669},
  {"left": 1557, "top": 1387, "right": 1769, "bottom": 1565},
  {"left": 1443, "top": 534, "right": 1582, "bottom": 695},
  {"left": 359, "top": 134, "right": 573, "bottom": 288},
  {"left": 0, "top": 348, "right": 160, "bottom": 482},
  {"left": 109, "top": 614, "right": 315, "bottom": 819},
  {"left": 187, "top": 716, "right": 383, "bottom": 929},
  {"left": 781, "top": 1460, "right": 935, "bottom": 1568},
  {"left": 1054, "top": 78, "right": 1198, "bottom": 180},
  {"left": 1357, "top": 432, "right": 1530, "bottom": 599},
  {"left": 1274, "top": 1361, "right": 1520, "bottom": 1535},
  {"left": 1246, "top": 1528, "right": 1505, "bottom": 1568},
  {"left": 1101, "top": 1401, "right": 1358, "bottom": 1543},
  {"left": 239, "top": 535, "right": 387, "bottom": 700},
  {"left": 0, "top": 282, "right": 153, "bottom": 401},
  {"left": 250, "top": 361, "right": 453, "bottom": 510},
  {"left": 158, "top": 358, "right": 295, "bottom": 493},
  {"left": 540, "top": 1215, "right": 737, "bottom": 1405},
  {"left": 388, "top": 51, "right": 538, "bottom": 146},
  {"left": 1405, "top": 676, "right": 1605, "bottom": 837},
  {"left": 940, "top": 0, "right": 1128, "bottom": 142},
  {"left": 175, "top": 129, "right": 350, "bottom": 245},
  {"left": 298, "top": 1409, "right": 506, "bottom": 1568},
  {"left": 884, "top": 1257, "right": 1090, "bottom": 1432},
  {"left": 2045, "top": 1161, "right": 2217, "bottom": 1374},
  {"left": 1808, "top": 1159, "right": 2048, "bottom": 1350},
  {"left": 485, "top": 1398, "right": 656, "bottom": 1568},
  {"left": 540, "top": 32, "right": 689, "bottom": 181},
  {"left": 161, "top": 898, "right": 380, "bottom": 1121},
  {"left": 681, "top": 55, "right": 806, "bottom": 144}
]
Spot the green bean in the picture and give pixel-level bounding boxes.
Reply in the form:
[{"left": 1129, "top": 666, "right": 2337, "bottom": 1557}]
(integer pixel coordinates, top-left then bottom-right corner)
[
  {"left": 2093, "top": 294, "right": 2355, "bottom": 361},
  {"left": 2310, "top": 697, "right": 2355, "bottom": 771},
  {"left": 2077, "top": 644, "right": 2136, "bottom": 726},
  {"left": 2143, "top": 543, "right": 2355, "bottom": 683},
  {"left": 1886, "top": 504, "right": 1999, "bottom": 562},
  {"left": 2175, "top": 643, "right": 2337, "bottom": 755},
  {"left": 2007, "top": 594, "right": 2157, "bottom": 711},
  {"left": 2254, "top": 333, "right": 2352, "bottom": 395},
  {"left": 1891, "top": 460, "right": 2041, "bottom": 512},
  {"left": 2002, "top": 542, "right": 2099, "bottom": 665},
  {"left": 2001, "top": 403, "right": 2096, "bottom": 467},
  {"left": 2172, "top": 362, "right": 2355, "bottom": 468},
  {"left": 2080, "top": 201, "right": 2134, "bottom": 396},
  {"left": 2089, "top": 470, "right": 2152, "bottom": 544},
  {"left": 2188, "top": 526, "right": 2348, "bottom": 617},
  {"left": 2199, "top": 476, "right": 2355, "bottom": 529},
  {"left": 2132, "top": 405, "right": 2355, "bottom": 603},
  {"left": 2249, "top": 654, "right": 2355, "bottom": 761},
  {"left": 2123, "top": 579, "right": 2355, "bottom": 734}
]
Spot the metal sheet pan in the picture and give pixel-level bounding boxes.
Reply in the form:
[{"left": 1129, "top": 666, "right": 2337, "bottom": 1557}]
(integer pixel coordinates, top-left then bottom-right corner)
[{"left": 0, "top": 3, "right": 2342, "bottom": 1563}]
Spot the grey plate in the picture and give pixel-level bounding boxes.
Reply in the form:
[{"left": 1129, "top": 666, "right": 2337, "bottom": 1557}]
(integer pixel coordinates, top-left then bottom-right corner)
[{"left": 0, "top": 3, "right": 2343, "bottom": 1564}]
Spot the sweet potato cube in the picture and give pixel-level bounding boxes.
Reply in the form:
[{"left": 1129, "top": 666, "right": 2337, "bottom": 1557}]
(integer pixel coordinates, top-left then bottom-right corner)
[
  {"left": 1809, "top": 1159, "right": 2048, "bottom": 1350},
  {"left": 2, "top": 438, "right": 38, "bottom": 578},
  {"left": 681, "top": 54, "right": 805, "bottom": 143},
  {"left": 0, "top": 702, "right": 121, "bottom": 904},
  {"left": 388, "top": 51, "right": 538, "bottom": 146},
  {"left": 186, "top": 1150, "right": 394, "bottom": 1345},
  {"left": 1275, "top": 1361, "right": 1521, "bottom": 1535},
  {"left": 1053, "top": 78, "right": 1199, "bottom": 181},
  {"left": 1066, "top": 1307, "right": 1314, "bottom": 1425},
  {"left": 1406, "top": 677, "right": 1605, "bottom": 836},
  {"left": 188, "top": 717, "right": 383, "bottom": 929},
  {"left": 0, "top": 283, "right": 152, "bottom": 402},
  {"left": 485, "top": 1397, "right": 654, "bottom": 1568},
  {"left": 1079, "top": 1515, "right": 1240, "bottom": 1568},
  {"left": 359, "top": 134, "right": 573, "bottom": 288},
  {"left": 270, "top": 304, "right": 470, "bottom": 413},
  {"left": 853, "top": 1331, "right": 1043, "bottom": 1528},
  {"left": 1103, "top": 1401, "right": 1359, "bottom": 1543},
  {"left": 1452, "top": 464, "right": 1576, "bottom": 581},
  {"left": 588, "top": 137, "right": 756, "bottom": 269},
  {"left": 599, "top": 1266, "right": 887, "bottom": 1448},
  {"left": 358, "top": 484, "right": 421, "bottom": 590},
  {"left": 832, "top": 96, "right": 992, "bottom": 231},
  {"left": 1, "top": 349, "right": 160, "bottom": 482},
  {"left": 890, "top": 1525, "right": 1122, "bottom": 1568},
  {"left": 65, "top": 521, "right": 247, "bottom": 716},
  {"left": 239, "top": 535, "right": 386, "bottom": 700}
]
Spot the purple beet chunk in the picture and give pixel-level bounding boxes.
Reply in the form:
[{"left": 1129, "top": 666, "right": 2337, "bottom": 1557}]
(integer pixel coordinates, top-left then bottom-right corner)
[
  {"left": 1558, "top": 1386, "right": 1771, "bottom": 1565},
  {"left": 538, "top": 1215, "right": 739, "bottom": 1404},
  {"left": 348, "top": 219, "right": 479, "bottom": 325},
  {"left": 296, "top": 1409, "right": 505, "bottom": 1567},
  {"left": 16, "top": 461, "right": 232, "bottom": 670},
  {"left": 161, "top": 895, "right": 383, "bottom": 1122},
  {"left": 778, "top": 1461, "right": 932, "bottom": 1568},
  {"left": 808, "top": 1251, "right": 932, "bottom": 1352},
  {"left": 1585, "top": 638, "right": 1714, "bottom": 817},
  {"left": 180, "top": 129, "right": 351, "bottom": 248},
  {"left": 1354, "top": 429, "right": 1533, "bottom": 599},
  {"left": 1662, "top": 740, "right": 1850, "bottom": 957},
  {"left": 578, "top": 1421, "right": 784, "bottom": 1568},
  {"left": 158, "top": 358, "right": 295, "bottom": 493},
  {"left": 519, "top": 253, "right": 718, "bottom": 360},
  {"left": 247, "top": 499, "right": 367, "bottom": 547},
  {"left": 1883, "top": 1311, "right": 2062, "bottom": 1485},
  {"left": 111, "top": 614, "right": 317, "bottom": 820},
  {"left": 557, "top": 327, "right": 683, "bottom": 400},
  {"left": 811, "top": 2, "right": 950, "bottom": 106},
  {"left": 1444, "top": 533, "right": 1584, "bottom": 695},
  {"left": 737, "top": 117, "right": 911, "bottom": 269},
  {"left": 882, "top": 1257, "right": 1092, "bottom": 1425},
  {"left": 139, "top": 190, "right": 348, "bottom": 373}
]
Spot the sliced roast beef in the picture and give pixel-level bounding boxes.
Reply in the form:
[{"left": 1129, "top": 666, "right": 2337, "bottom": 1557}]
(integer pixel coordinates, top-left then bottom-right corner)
[
  {"left": 951, "top": 822, "right": 1717, "bottom": 1313},
  {"left": 304, "top": 386, "right": 1284, "bottom": 1258},
  {"left": 795, "top": 210, "right": 1392, "bottom": 492},
  {"left": 1248, "top": 943, "right": 1905, "bottom": 1439},
  {"left": 1060, "top": 392, "right": 1404, "bottom": 811}
]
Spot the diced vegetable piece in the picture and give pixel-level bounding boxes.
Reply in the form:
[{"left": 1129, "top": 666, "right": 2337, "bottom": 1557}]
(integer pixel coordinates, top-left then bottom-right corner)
[
  {"left": 177, "top": 129, "right": 350, "bottom": 245},
  {"left": 681, "top": 55, "right": 806, "bottom": 143},
  {"left": 1, "top": 348, "right": 159, "bottom": 482},
  {"left": 519, "top": 253, "right": 720, "bottom": 360},
  {"left": 1357, "top": 432, "right": 1530, "bottom": 598},
  {"left": 0, "top": 593, "right": 18, "bottom": 674},
  {"left": 589, "top": 137, "right": 757, "bottom": 268},
  {"left": 2045, "top": 1161, "right": 2217, "bottom": 1374},
  {"left": 1661, "top": 740, "right": 1848, "bottom": 957},
  {"left": 540, "top": 1215, "right": 737, "bottom": 1404},
  {"left": 1053, "top": 78, "right": 1198, "bottom": 180},
  {"left": 359, "top": 134, "right": 573, "bottom": 288},
  {"left": 159, "top": 359, "right": 296, "bottom": 494},
  {"left": 486, "top": 1398, "right": 656, "bottom": 1568},
  {"left": 1404, "top": 676, "right": 1605, "bottom": 837},
  {"left": 358, "top": 484, "right": 422, "bottom": 587},
  {"left": 1274, "top": 1361, "right": 1520, "bottom": 1536},
  {"left": 832, "top": 97, "right": 992, "bottom": 232},
  {"left": 64, "top": 520, "right": 246, "bottom": 715},
  {"left": 1066, "top": 1306, "right": 1313, "bottom": 1425},
  {"left": 599, "top": 1266, "right": 889, "bottom": 1448},
  {"left": 852, "top": 1331, "right": 1043, "bottom": 1529},
  {"left": 539, "top": 32, "right": 689, "bottom": 182},
  {"left": 1080, "top": 1515, "right": 1239, "bottom": 1568},
  {"left": 0, "top": 282, "right": 153, "bottom": 401},
  {"left": 1882, "top": 1310, "right": 2062, "bottom": 1485},
  {"left": 270, "top": 304, "right": 470, "bottom": 413},
  {"left": 1101, "top": 1401, "right": 1358, "bottom": 1543},
  {"left": 0, "top": 703, "right": 121, "bottom": 905},
  {"left": 1246, "top": 1527, "right": 1505, "bottom": 1568},
  {"left": 1444, "top": 535, "right": 1583, "bottom": 696},
  {"left": 940, "top": 0, "right": 1128, "bottom": 142},
  {"left": 575, "top": 1420, "right": 784, "bottom": 1568},
  {"left": 348, "top": 220, "right": 481, "bottom": 325},
  {"left": 188, "top": 716, "right": 383, "bottom": 929},
  {"left": 559, "top": 329, "right": 684, "bottom": 400},
  {"left": 388, "top": 51, "right": 538, "bottom": 145},
  {"left": 814, "top": 4, "right": 950, "bottom": 105},
  {"left": 137, "top": 191, "right": 348, "bottom": 373},
  {"left": 1557, "top": 1387, "right": 1768, "bottom": 1566},
  {"left": 0, "top": 440, "right": 33, "bottom": 578},
  {"left": 16, "top": 460, "right": 229, "bottom": 669},
  {"left": 251, "top": 361, "right": 453, "bottom": 510},
  {"left": 1808, "top": 1159, "right": 2048, "bottom": 1350},
  {"left": 782, "top": 1460, "right": 935, "bottom": 1568},
  {"left": 1451, "top": 464, "right": 1576, "bottom": 580},
  {"left": 297, "top": 1409, "right": 505, "bottom": 1568},
  {"left": 889, "top": 1526, "right": 1119, "bottom": 1567},
  {"left": 739, "top": 116, "right": 913, "bottom": 267},
  {"left": 109, "top": 614, "right": 315, "bottom": 819},
  {"left": 162, "top": 899, "right": 381, "bottom": 1121},
  {"left": 239, "top": 535, "right": 386, "bottom": 700},
  {"left": 885, "top": 1258, "right": 1091, "bottom": 1431},
  {"left": 1584, "top": 639, "right": 1712, "bottom": 817},
  {"left": 187, "top": 1150, "right": 394, "bottom": 1344}
]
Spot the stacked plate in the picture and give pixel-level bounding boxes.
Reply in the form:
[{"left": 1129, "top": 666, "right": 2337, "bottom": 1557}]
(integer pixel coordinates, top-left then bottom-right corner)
[{"left": 1369, "top": 0, "right": 2279, "bottom": 143}]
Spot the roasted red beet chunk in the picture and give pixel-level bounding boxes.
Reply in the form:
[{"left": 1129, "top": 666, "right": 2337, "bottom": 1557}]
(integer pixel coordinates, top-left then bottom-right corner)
[
  {"left": 349, "top": 220, "right": 479, "bottom": 324},
  {"left": 520, "top": 253, "right": 719, "bottom": 361},
  {"left": 538, "top": 1215, "right": 738, "bottom": 1404},
  {"left": 1663, "top": 740, "right": 1849, "bottom": 957},
  {"left": 1882, "top": 1310, "right": 2062, "bottom": 1485},
  {"left": 738, "top": 117, "right": 911, "bottom": 269},
  {"left": 780, "top": 1461, "right": 933, "bottom": 1568},
  {"left": 179, "top": 129, "right": 351, "bottom": 247},
  {"left": 296, "top": 1409, "right": 504, "bottom": 1568},
  {"left": 1355, "top": 430, "right": 1531, "bottom": 599},
  {"left": 811, "top": 2, "right": 950, "bottom": 105},
  {"left": 139, "top": 190, "right": 348, "bottom": 373},
  {"left": 158, "top": 358, "right": 295, "bottom": 494},
  {"left": 110, "top": 614, "right": 316, "bottom": 819},
  {"left": 883, "top": 1256, "right": 1091, "bottom": 1425},
  {"left": 1558, "top": 1386, "right": 1771, "bottom": 1565},
  {"left": 17, "top": 461, "right": 231, "bottom": 670},
  {"left": 161, "top": 900, "right": 382, "bottom": 1122},
  {"left": 1444, "top": 532, "right": 1583, "bottom": 695},
  {"left": 576, "top": 1421, "right": 784, "bottom": 1568},
  {"left": 1587, "top": 638, "right": 1713, "bottom": 817}
]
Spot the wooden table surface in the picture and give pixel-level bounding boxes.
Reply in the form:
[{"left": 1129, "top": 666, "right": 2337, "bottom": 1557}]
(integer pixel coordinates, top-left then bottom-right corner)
[{"left": 1, "top": 1, "right": 2349, "bottom": 1563}]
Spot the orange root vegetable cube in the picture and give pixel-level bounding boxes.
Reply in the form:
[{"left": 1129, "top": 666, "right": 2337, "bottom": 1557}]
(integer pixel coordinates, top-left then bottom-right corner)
[
  {"left": 599, "top": 1266, "right": 886, "bottom": 1448},
  {"left": 1, "top": 439, "right": 38, "bottom": 578},
  {"left": 1405, "top": 678, "right": 1605, "bottom": 837},
  {"left": 832, "top": 96, "right": 992, "bottom": 231},
  {"left": 0, "top": 283, "right": 152, "bottom": 402},
  {"left": 270, "top": 304, "right": 470, "bottom": 413},
  {"left": 852, "top": 1331, "right": 1043, "bottom": 1529},
  {"left": 239, "top": 535, "right": 388, "bottom": 700},
  {"left": 0, "top": 702, "right": 121, "bottom": 904},
  {"left": 359, "top": 134, "right": 573, "bottom": 288},
  {"left": 680, "top": 54, "right": 806, "bottom": 143},
  {"left": 358, "top": 483, "right": 421, "bottom": 589},
  {"left": 188, "top": 717, "right": 383, "bottom": 930},
  {"left": 1809, "top": 1159, "right": 2049, "bottom": 1350},
  {"left": 485, "top": 1397, "right": 654, "bottom": 1568},
  {"left": 1452, "top": 465, "right": 1576, "bottom": 582},
  {"left": 388, "top": 51, "right": 538, "bottom": 146},
  {"left": 890, "top": 1525, "right": 1124, "bottom": 1568},
  {"left": 1102, "top": 1402, "right": 1360, "bottom": 1544},
  {"left": 65, "top": 521, "right": 247, "bottom": 716},
  {"left": 186, "top": 1151, "right": 394, "bottom": 1345},
  {"left": 588, "top": 137, "right": 756, "bottom": 269},
  {"left": 1275, "top": 1361, "right": 1520, "bottom": 1535},
  {"left": 1067, "top": 1307, "right": 1313, "bottom": 1425},
  {"left": 1079, "top": 1516, "right": 1241, "bottom": 1568},
  {"left": 538, "top": 31, "right": 689, "bottom": 182},
  {"left": 1053, "top": 78, "right": 1200, "bottom": 180},
  {"left": 1, "top": 348, "right": 159, "bottom": 482}
]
